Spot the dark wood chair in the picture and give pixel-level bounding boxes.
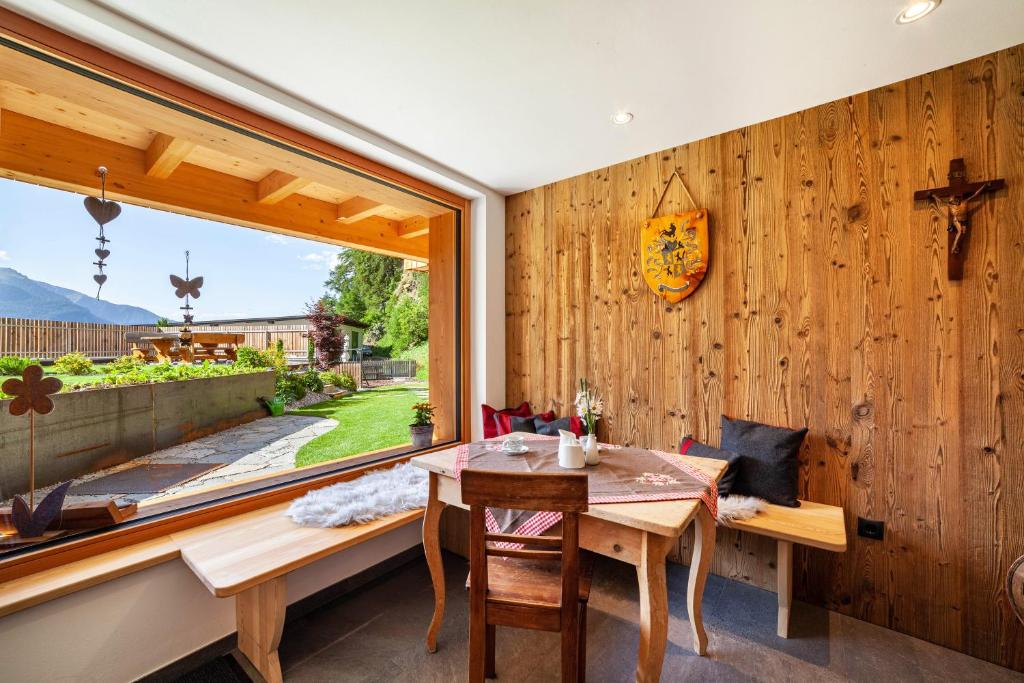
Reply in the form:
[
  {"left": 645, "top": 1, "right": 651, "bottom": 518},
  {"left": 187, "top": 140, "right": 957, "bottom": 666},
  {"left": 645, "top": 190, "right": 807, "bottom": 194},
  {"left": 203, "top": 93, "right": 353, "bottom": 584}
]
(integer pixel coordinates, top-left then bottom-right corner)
[{"left": 461, "top": 469, "right": 594, "bottom": 683}]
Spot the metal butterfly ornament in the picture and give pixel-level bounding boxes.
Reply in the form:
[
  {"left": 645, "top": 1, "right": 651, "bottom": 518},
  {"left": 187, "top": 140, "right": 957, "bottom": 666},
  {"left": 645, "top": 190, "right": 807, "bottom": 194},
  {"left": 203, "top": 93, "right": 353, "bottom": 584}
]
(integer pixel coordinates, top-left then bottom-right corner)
[
  {"left": 170, "top": 250, "right": 204, "bottom": 330},
  {"left": 85, "top": 166, "right": 121, "bottom": 299}
]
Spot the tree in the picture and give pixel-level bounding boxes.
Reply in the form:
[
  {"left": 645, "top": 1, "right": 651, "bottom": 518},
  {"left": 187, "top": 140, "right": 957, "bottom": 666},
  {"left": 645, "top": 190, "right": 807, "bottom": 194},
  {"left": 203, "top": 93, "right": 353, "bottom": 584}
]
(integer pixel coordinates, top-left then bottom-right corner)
[
  {"left": 322, "top": 248, "right": 429, "bottom": 356},
  {"left": 323, "top": 249, "right": 403, "bottom": 339},
  {"left": 305, "top": 300, "right": 344, "bottom": 370}
]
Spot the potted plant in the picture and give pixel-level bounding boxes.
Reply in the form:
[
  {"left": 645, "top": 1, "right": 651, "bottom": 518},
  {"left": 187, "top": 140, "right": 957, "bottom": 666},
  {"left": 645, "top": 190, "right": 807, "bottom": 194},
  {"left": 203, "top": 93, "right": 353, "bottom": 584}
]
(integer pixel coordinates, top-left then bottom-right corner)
[{"left": 410, "top": 401, "right": 435, "bottom": 448}]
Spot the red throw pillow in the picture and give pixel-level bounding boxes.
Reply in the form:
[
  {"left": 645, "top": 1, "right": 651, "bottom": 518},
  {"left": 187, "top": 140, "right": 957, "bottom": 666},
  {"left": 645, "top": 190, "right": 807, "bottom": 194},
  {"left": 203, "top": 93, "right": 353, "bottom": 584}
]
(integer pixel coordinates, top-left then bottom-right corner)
[
  {"left": 481, "top": 401, "right": 531, "bottom": 439},
  {"left": 495, "top": 409, "right": 556, "bottom": 436}
]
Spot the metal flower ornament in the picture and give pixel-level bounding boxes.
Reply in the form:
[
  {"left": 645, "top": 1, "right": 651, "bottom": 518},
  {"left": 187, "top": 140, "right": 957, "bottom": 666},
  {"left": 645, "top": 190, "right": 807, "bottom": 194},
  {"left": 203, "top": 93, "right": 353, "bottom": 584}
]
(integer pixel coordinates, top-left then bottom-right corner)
[{"left": 2, "top": 365, "right": 71, "bottom": 538}]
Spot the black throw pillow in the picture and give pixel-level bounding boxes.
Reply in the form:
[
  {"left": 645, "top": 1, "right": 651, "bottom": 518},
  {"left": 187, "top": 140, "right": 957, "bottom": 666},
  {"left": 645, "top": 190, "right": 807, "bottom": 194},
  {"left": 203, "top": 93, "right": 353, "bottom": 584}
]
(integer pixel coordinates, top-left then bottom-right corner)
[
  {"left": 534, "top": 416, "right": 573, "bottom": 436},
  {"left": 508, "top": 415, "right": 537, "bottom": 433},
  {"left": 721, "top": 416, "right": 807, "bottom": 507},
  {"left": 679, "top": 436, "right": 741, "bottom": 497}
]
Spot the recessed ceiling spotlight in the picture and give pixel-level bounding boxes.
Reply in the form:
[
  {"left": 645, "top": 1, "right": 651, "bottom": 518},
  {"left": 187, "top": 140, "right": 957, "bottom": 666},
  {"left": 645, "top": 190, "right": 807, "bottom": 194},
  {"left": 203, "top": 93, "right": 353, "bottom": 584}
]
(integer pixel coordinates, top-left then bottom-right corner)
[
  {"left": 611, "top": 112, "right": 634, "bottom": 125},
  {"left": 896, "top": 0, "right": 940, "bottom": 24}
]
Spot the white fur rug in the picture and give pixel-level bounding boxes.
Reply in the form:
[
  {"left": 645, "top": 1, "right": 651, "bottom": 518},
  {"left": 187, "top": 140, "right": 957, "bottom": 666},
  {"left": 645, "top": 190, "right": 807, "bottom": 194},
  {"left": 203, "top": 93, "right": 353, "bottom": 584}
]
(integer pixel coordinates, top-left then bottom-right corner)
[
  {"left": 716, "top": 495, "right": 766, "bottom": 524},
  {"left": 287, "top": 463, "right": 428, "bottom": 527}
]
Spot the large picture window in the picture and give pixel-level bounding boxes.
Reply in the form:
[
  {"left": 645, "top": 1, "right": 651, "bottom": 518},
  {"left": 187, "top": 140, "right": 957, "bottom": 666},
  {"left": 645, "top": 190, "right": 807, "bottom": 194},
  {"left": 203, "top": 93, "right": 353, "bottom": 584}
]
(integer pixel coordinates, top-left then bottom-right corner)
[{"left": 0, "top": 34, "right": 467, "bottom": 570}]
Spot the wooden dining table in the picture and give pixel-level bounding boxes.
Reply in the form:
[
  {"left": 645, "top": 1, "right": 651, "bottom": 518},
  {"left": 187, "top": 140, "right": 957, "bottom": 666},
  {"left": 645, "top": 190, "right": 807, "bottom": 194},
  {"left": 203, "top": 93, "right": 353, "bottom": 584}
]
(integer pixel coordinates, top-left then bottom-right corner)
[{"left": 411, "top": 438, "right": 726, "bottom": 683}]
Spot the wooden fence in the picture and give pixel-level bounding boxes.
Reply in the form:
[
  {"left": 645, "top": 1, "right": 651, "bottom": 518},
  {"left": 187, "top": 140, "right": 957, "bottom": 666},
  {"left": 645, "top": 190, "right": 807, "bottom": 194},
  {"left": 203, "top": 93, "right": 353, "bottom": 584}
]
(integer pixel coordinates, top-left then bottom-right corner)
[
  {"left": 0, "top": 318, "right": 159, "bottom": 360},
  {"left": 334, "top": 359, "right": 418, "bottom": 385},
  {"left": 162, "top": 324, "right": 310, "bottom": 357}
]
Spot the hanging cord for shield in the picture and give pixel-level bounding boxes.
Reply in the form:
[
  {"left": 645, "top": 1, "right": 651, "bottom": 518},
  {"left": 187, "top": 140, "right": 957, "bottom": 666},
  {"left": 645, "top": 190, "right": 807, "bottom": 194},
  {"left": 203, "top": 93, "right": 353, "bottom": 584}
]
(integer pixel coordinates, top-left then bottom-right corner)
[{"left": 651, "top": 170, "right": 698, "bottom": 218}]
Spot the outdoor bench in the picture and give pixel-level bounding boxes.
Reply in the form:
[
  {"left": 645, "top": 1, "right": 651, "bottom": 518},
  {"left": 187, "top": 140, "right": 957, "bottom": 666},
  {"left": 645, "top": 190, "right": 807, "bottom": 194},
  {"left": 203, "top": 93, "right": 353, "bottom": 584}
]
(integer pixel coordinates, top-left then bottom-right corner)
[{"left": 723, "top": 499, "right": 846, "bottom": 637}]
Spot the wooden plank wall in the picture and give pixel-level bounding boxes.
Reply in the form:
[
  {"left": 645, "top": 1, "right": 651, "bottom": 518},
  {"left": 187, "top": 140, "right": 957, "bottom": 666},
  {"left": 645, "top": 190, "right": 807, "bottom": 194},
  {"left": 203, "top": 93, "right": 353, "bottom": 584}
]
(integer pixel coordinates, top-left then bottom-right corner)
[
  {"left": 503, "top": 46, "right": 1024, "bottom": 670},
  {"left": 0, "top": 318, "right": 158, "bottom": 360}
]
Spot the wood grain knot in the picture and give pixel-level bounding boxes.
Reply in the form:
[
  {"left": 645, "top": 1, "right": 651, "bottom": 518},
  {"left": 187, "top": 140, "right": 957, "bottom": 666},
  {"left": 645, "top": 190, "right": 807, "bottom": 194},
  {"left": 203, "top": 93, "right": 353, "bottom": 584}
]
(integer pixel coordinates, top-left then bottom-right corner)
[
  {"left": 846, "top": 203, "right": 864, "bottom": 223},
  {"left": 852, "top": 402, "right": 873, "bottom": 421},
  {"left": 613, "top": 544, "right": 622, "bottom": 553}
]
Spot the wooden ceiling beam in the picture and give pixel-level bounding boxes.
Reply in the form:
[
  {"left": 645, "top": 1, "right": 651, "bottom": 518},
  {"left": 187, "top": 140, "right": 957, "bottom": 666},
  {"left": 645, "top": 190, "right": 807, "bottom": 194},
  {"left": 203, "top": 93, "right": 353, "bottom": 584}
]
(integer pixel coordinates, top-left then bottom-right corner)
[
  {"left": 256, "top": 170, "right": 311, "bottom": 204},
  {"left": 0, "top": 48, "right": 451, "bottom": 217},
  {"left": 144, "top": 132, "right": 195, "bottom": 178},
  {"left": 397, "top": 215, "right": 430, "bottom": 239},
  {"left": 336, "top": 196, "right": 384, "bottom": 224},
  {"left": 0, "top": 111, "right": 428, "bottom": 260}
]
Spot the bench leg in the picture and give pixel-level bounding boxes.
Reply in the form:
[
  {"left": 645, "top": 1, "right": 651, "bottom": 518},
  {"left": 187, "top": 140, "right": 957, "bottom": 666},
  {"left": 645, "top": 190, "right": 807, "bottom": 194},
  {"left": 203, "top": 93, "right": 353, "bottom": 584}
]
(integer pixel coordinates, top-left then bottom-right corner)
[
  {"left": 777, "top": 540, "right": 793, "bottom": 638},
  {"left": 236, "top": 576, "right": 287, "bottom": 683}
]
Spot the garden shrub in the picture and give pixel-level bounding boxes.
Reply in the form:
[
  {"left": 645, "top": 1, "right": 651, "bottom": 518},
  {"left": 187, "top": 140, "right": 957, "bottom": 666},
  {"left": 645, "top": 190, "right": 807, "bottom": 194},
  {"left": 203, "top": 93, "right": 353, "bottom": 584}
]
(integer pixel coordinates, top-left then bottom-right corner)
[
  {"left": 104, "top": 355, "right": 146, "bottom": 374},
  {"left": 63, "top": 361, "right": 266, "bottom": 392},
  {"left": 235, "top": 345, "right": 271, "bottom": 369},
  {"left": 275, "top": 372, "right": 307, "bottom": 403},
  {"left": 319, "top": 370, "right": 356, "bottom": 391},
  {"left": 53, "top": 352, "right": 94, "bottom": 375},
  {"left": 0, "top": 356, "right": 39, "bottom": 375},
  {"left": 301, "top": 369, "right": 324, "bottom": 393}
]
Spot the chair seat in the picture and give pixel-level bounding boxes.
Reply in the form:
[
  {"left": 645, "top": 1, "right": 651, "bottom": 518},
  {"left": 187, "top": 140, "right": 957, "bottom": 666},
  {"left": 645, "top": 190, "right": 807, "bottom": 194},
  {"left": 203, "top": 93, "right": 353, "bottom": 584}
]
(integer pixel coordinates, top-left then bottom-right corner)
[{"left": 467, "top": 551, "right": 594, "bottom": 609}]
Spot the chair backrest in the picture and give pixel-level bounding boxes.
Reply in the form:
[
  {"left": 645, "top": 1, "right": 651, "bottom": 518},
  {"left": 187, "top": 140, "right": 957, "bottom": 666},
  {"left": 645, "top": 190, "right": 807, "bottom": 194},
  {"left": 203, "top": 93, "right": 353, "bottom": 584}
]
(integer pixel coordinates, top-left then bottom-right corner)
[{"left": 462, "top": 470, "right": 588, "bottom": 626}]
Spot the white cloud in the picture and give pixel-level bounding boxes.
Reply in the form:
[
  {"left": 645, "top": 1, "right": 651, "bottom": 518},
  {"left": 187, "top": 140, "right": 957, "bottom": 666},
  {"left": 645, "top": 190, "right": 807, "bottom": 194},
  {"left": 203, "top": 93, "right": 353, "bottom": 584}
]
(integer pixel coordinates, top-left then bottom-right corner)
[
  {"left": 0, "top": 250, "right": 9, "bottom": 261},
  {"left": 264, "top": 233, "right": 287, "bottom": 244},
  {"left": 298, "top": 251, "right": 340, "bottom": 270}
]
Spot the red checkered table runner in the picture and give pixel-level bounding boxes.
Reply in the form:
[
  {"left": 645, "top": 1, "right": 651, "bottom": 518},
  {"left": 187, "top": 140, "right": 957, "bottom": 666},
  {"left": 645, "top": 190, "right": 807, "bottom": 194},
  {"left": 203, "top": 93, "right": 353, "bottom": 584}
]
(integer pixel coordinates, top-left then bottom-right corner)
[{"left": 455, "top": 434, "right": 718, "bottom": 544}]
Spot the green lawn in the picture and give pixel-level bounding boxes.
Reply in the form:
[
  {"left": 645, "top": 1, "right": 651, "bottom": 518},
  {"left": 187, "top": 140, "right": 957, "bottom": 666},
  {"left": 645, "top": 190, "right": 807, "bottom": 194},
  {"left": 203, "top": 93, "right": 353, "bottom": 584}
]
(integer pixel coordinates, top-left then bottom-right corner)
[{"left": 289, "top": 384, "right": 428, "bottom": 467}]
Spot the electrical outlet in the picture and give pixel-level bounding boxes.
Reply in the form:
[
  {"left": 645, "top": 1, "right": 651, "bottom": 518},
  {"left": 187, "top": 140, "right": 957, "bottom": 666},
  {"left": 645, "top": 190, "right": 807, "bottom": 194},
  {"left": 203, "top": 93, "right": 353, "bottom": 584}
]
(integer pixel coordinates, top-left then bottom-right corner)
[{"left": 857, "top": 517, "right": 885, "bottom": 540}]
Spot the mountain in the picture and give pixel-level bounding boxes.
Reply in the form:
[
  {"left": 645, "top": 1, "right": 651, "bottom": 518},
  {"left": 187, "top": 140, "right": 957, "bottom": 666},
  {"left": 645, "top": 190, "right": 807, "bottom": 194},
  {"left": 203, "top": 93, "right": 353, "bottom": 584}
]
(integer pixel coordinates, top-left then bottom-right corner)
[{"left": 0, "top": 268, "right": 163, "bottom": 324}]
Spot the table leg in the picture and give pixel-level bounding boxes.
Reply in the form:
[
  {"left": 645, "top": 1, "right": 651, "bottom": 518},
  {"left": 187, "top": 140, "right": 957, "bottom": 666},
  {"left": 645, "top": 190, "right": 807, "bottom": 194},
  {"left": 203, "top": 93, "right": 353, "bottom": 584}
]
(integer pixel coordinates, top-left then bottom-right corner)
[
  {"left": 236, "top": 576, "right": 286, "bottom": 683},
  {"left": 686, "top": 505, "right": 716, "bottom": 656},
  {"left": 636, "top": 531, "right": 672, "bottom": 683},
  {"left": 423, "top": 472, "right": 448, "bottom": 653}
]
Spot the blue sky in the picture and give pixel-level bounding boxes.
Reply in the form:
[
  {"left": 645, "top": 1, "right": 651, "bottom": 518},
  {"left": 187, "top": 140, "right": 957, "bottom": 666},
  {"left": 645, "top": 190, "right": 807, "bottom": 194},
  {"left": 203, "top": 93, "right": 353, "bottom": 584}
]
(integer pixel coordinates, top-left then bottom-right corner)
[{"left": 0, "top": 179, "right": 344, "bottom": 319}]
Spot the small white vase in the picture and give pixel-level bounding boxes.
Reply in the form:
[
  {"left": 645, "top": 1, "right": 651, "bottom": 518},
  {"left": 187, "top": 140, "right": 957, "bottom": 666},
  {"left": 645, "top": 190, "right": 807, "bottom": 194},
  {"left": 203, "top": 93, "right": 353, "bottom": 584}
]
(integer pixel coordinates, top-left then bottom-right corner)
[{"left": 581, "top": 434, "right": 600, "bottom": 465}]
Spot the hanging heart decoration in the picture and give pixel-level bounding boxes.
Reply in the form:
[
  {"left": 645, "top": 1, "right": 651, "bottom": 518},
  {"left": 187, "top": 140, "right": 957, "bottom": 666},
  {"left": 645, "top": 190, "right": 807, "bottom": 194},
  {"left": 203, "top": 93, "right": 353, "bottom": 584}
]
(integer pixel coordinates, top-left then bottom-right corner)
[
  {"left": 83, "top": 196, "right": 122, "bottom": 226},
  {"left": 85, "top": 167, "right": 121, "bottom": 300}
]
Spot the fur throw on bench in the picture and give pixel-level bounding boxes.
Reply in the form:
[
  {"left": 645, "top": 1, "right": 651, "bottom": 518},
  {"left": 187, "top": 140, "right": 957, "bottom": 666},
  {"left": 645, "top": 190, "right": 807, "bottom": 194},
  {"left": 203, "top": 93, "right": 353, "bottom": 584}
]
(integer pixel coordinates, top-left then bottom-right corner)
[
  {"left": 287, "top": 463, "right": 428, "bottom": 527},
  {"left": 716, "top": 495, "right": 766, "bottom": 524}
]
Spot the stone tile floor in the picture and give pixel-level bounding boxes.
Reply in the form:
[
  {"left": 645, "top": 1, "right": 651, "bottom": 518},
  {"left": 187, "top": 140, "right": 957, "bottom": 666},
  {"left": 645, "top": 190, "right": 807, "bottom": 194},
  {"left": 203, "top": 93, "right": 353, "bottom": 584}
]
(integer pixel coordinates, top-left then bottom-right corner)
[
  {"left": 4, "top": 414, "right": 335, "bottom": 507},
  {"left": 177, "top": 553, "right": 1024, "bottom": 683}
]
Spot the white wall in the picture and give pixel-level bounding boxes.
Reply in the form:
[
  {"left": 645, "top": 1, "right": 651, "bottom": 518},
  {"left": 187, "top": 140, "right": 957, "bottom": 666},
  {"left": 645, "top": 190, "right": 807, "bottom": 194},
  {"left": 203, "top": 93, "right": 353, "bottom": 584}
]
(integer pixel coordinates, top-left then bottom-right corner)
[{"left": 0, "top": 523, "right": 421, "bottom": 682}]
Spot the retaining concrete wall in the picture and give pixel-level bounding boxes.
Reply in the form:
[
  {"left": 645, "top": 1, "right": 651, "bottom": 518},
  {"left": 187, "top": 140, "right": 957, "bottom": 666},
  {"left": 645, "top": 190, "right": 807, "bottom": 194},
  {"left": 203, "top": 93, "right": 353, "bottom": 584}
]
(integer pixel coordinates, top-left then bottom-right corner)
[{"left": 0, "top": 370, "right": 275, "bottom": 498}]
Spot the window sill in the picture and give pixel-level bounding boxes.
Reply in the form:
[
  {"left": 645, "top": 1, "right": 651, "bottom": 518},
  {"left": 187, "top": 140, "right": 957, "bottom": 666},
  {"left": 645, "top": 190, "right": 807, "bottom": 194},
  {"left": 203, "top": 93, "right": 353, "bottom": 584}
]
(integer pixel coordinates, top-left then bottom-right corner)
[{"left": 0, "top": 439, "right": 459, "bottom": 587}]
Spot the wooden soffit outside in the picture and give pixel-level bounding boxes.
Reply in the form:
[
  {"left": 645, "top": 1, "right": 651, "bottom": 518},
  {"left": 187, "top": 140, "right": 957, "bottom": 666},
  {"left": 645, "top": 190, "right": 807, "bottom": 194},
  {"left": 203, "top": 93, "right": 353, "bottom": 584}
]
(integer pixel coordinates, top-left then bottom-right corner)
[{"left": 0, "top": 14, "right": 466, "bottom": 260}]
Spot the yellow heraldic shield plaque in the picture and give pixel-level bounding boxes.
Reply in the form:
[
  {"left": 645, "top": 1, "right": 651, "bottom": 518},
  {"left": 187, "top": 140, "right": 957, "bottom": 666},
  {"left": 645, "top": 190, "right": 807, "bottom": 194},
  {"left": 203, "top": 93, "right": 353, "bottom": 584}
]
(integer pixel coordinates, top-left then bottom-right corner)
[{"left": 641, "top": 210, "right": 709, "bottom": 303}]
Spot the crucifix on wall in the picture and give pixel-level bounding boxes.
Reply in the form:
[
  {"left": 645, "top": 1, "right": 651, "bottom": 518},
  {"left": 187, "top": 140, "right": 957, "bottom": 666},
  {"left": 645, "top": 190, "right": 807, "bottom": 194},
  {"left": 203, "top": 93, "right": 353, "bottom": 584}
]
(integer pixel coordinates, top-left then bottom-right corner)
[{"left": 913, "top": 158, "right": 1005, "bottom": 280}]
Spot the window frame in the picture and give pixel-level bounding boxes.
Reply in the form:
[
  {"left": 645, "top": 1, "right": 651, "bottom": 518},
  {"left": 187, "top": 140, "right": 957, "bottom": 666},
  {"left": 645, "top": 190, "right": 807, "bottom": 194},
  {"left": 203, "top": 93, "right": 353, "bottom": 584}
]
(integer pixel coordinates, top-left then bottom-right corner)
[{"left": 0, "top": 10, "right": 472, "bottom": 582}]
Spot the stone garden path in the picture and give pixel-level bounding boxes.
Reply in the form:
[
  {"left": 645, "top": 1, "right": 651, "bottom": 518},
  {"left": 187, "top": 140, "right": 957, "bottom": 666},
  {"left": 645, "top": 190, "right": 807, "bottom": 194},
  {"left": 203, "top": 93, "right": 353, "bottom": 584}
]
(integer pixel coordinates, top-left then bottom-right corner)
[{"left": 9, "top": 414, "right": 336, "bottom": 508}]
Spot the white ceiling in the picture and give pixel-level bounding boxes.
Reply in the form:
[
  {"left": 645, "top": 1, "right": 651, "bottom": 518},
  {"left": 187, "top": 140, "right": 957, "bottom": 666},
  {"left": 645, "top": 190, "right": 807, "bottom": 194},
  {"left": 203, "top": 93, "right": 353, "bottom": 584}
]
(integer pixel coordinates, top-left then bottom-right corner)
[{"left": 22, "top": 1, "right": 1024, "bottom": 194}]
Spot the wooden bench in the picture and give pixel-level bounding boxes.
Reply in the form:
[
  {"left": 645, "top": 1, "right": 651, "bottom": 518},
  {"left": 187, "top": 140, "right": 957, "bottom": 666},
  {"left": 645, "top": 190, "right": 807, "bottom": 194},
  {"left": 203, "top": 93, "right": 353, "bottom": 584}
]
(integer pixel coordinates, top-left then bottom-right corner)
[
  {"left": 172, "top": 502, "right": 424, "bottom": 683},
  {"left": 725, "top": 499, "right": 846, "bottom": 638}
]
